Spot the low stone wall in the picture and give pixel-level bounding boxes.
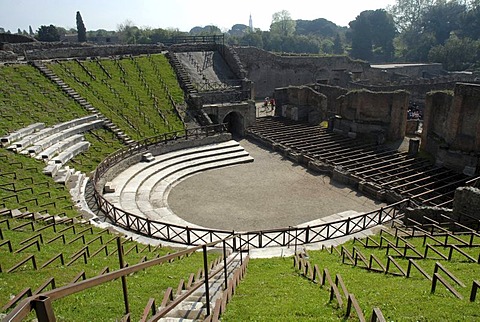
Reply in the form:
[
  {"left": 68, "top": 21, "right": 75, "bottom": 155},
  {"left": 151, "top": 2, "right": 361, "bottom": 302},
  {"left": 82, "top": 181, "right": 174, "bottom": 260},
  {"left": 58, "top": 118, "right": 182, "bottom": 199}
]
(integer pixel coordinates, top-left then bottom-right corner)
[
  {"left": 403, "top": 206, "right": 453, "bottom": 223},
  {"left": 20, "top": 44, "right": 167, "bottom": 60}
]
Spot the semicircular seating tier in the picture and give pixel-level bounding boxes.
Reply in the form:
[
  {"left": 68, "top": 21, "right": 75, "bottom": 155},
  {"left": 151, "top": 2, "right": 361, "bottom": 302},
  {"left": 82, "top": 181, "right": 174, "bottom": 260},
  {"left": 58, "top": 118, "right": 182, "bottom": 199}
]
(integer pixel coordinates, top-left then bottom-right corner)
[
  {"left": 103, "top": 140, "right": 253, "bottom": 228},
  {"left": 1, "top": 115, "right": 104, "bottom": 184}
]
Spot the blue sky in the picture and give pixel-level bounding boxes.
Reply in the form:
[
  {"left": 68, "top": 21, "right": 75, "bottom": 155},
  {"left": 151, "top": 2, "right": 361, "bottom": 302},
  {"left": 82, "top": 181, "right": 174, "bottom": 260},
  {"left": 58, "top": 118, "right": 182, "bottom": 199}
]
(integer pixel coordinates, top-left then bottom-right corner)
[{"left": 1, "top": 0, "right": 396, "bottom": 33}]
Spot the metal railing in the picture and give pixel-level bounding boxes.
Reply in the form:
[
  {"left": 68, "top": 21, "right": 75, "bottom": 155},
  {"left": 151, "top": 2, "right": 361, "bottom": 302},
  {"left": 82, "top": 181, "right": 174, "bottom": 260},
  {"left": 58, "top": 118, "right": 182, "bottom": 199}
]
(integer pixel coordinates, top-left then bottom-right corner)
[
  {"left": 92, "top": 125, "right": 411, "bottom": 246},
  {"left": 160, "top": 35, "right": 225, "bottom": 46},
  {"left": 3, "top": 235, "right": 242, "bottom": 322}
]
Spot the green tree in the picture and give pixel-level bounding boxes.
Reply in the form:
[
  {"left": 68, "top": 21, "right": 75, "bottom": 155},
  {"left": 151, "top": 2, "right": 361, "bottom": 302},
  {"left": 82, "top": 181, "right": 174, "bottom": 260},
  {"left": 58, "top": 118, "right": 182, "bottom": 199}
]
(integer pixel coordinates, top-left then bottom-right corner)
[
  {"left": 229, "top": 24, "right": 249, "bottom": 37},
  {"left": 460, "top": 1, "right": 480, "bottom": 39},
  {"left": 270, "top": 10, "right": 296, "bottom": 37},
  {"left": 295, "top": 18, "right": 340, "bottom": 38},
  {"left": 399, "top": 29, "right": 437, "bottom": 61},
  {"left": 36, "top": 25, "right": 60, "bottom": 41},
  {"left": 76, "top": 11, "right": 87, "bottom": 42},
  {"left": 428, "top": 33, "right": 480, "bottom": 70},
  {"left": 240, "top": 29, "right": 264, "bottom": 47},
  {"left": 333, "top": 33, "right": 344, "bottom": 54},
  {"left": 349, "top": 10, "right": 396, "bottom": 62},
  {"left": 420, "top": 1, "right": 465, "bottom": 44},
  {"left": 117, "top": 20, "right": 139, "bottom": 43},
  {"left": 388, "top": 0, "right": 437, "bottom": 32},
  {"left": 28, "top": 25, "right": 34, "bottom": 36},
  {"left": 349, "top": 12, "right": 373, "bottom": 60}
]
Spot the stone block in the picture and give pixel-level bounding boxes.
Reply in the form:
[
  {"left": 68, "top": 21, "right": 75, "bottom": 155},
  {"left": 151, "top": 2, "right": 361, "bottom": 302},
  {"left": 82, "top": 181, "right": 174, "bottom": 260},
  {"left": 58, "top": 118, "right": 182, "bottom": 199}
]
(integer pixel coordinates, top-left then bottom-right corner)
[
  {"left": 43, "top": 163, "right": 60, "bottom": 177},
  {"left": 463, "top": 166, "right": 477, "bottom": 176},
  {"left": 104, "top": 182, "right": 116, "bottom": 193},
  {"left": 142, "top": 153, "right": 155, "bottom": 162}
]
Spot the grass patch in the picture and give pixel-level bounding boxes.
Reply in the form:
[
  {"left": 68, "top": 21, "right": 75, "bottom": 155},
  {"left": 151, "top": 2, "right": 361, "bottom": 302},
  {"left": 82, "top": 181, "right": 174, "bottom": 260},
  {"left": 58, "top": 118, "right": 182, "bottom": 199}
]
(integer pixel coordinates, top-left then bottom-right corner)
[
  {"left": 222, "top": 257, "right": 343, "bottom": 321},
  {"left": 0, "top": 216, "right": 220, "bottom": 321},
  {"left": 46, "top": 55, "right": 185, "bottom": 141},
  {"left": 0, "top": 64, "right": 87, "bottom": 136}
]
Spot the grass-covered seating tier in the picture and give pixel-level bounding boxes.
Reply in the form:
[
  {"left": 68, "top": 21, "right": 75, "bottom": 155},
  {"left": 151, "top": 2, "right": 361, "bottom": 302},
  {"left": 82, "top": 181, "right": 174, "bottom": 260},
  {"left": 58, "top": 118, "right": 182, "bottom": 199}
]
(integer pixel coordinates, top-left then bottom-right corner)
[
  {"left": 46, "top": 54, "right": 186, "bottom": 141},
  {"left": 0, "top": 214, "right": 221, "bottom": 321}
]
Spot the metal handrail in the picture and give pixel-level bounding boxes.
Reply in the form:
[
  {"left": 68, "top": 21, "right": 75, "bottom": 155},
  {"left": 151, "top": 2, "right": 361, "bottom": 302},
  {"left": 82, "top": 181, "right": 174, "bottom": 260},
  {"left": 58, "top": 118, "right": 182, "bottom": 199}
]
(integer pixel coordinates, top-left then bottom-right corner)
[
  {"left": 3, "top": 234, "right": 241, "bottom": 322},
  {"left": 91, "top": 123, "right": 409, "bottom": 248}
]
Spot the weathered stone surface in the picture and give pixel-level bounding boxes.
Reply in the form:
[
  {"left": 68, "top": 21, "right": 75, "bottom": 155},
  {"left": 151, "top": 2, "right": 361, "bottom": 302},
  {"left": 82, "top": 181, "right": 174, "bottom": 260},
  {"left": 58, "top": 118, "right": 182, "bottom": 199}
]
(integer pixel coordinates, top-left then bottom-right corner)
[
  {"left": 274, "top": 86, "right": 327, "bottom": 124},
  {"left": 334, "top": 89, "right": 409, "bottom": 142},
  {"left": 453, "top": 186, "right": 480, "bottom": 219},
  {"left": 422, "top": 83, "right": 480, "bottom": 174},
  {"left": 234, "top": 46, "right": 370, "bottom": 98}
]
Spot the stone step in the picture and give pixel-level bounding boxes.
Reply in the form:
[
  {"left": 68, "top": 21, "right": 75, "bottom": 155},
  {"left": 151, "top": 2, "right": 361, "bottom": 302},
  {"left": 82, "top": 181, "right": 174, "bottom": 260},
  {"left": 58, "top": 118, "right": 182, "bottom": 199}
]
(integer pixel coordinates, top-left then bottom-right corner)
[{"left": 162, "top": 302, "right": 206, "bottom": 320}]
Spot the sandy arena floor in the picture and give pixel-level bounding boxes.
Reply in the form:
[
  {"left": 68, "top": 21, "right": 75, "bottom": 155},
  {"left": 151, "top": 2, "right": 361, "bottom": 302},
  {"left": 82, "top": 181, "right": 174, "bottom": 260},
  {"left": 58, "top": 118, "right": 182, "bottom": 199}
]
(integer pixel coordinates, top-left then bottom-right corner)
[{"left": 167, "top": 138, "right": 385, "bottom": 231}]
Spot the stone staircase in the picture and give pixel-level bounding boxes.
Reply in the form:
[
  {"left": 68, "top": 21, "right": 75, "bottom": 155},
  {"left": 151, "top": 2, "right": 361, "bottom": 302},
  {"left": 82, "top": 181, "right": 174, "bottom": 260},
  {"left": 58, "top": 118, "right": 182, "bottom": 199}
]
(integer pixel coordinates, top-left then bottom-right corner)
[
  {"left": 157, "top": 251, "right": 245, "bottom": 321},
  {"left": 166, "top": 51, "right": 198, "bottom": 95},
  {"left": 30, "top": 60, "right": 135, "bottom": 145}
]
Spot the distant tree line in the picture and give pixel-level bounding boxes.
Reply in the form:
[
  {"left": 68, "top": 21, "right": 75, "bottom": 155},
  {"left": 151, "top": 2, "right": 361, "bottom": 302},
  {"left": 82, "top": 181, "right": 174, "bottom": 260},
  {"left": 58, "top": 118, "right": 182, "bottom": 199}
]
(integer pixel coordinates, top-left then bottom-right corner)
[{"left": 3, "top": 1, "right": 480, "bottom": 70}]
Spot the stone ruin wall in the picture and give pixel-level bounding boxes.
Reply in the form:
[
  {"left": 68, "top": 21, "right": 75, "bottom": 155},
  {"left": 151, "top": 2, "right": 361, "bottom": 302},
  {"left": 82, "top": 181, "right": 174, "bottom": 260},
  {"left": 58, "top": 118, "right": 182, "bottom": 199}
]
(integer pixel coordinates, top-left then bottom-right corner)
[
  {"left": 422, "top": 83, "right": 480, "bottom": 174},
  {"left": 404, "top": 186, "right": 480, "bottom": 223},
  {"left": 275, "top": 84, "right": 410, "bottom": 142},
  {"left": 308, "top": 83, "right": 348, "bottom": 116},
  {"left": 273, "top": 86, "right": 327, "bottom": 124},
  {"left": 233, "top": 47, "right": 371, "bottom": 99},
  {"left": 350, "top": 79, "right": 469, "bottom": 108},
  {"left": 335, "top": 90, "right": 409, "bottom": 142},
  {"left": 0, "top": 42, "right": 168, "bottom": 61},
  {"left": 452, "top": 186, "right": 480, "bottom": 220}
]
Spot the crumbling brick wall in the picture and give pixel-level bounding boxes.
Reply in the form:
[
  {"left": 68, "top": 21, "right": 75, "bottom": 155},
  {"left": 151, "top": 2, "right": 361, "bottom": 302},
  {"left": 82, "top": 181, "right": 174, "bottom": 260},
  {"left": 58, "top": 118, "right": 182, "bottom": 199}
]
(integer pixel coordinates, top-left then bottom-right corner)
[{"left": 309, "top": 83, "right": 348, "bottom": 116}]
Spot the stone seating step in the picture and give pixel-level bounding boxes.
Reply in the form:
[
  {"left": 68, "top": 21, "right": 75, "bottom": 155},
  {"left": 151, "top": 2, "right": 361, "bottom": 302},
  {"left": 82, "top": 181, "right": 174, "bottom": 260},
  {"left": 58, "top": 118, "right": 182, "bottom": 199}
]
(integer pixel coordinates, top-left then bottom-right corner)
[
  {"left": 42, "top": 163, "right": 61, "bottom": 176},
  {"left": 53, "top": 166, "right": 73, "bottom": 184},
  {"left": 36, "top": 134, "right": 84, "bottom": 161},
  {"left": 107, "top": 140, "right": 241, "bottom": 199},
  {"left": 9, "top": 115, "right": 99, "bottom": 151},
  {"left": 1, "top": 122, "right": 45, "bottom": 147},
  {"left": 51, "top": 141, "right": 91, "bottom": 165},
  {"left": 120, "top": 149, "right": 252, "bottom": 222},
  {"left": 133, "top": 154, "right": 253, "bottom": 219},
  {"left": 160, "top": 253, "right": 242, "bottom": 321},
  {"left": 23, "top": 120, "right": 101, "bottom": 157}
]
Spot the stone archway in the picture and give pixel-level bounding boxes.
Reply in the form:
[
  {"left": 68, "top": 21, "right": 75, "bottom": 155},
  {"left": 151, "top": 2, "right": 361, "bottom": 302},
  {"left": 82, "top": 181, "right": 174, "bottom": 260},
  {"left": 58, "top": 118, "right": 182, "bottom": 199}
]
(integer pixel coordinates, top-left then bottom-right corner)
[{"left": 223, "top": 111, "right": 244, "bottom": 136}]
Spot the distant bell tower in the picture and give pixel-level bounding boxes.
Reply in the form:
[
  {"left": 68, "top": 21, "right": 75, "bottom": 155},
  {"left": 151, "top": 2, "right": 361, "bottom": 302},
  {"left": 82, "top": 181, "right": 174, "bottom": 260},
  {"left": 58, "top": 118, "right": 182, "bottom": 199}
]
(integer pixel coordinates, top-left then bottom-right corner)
[{"left": 249, "top": 14, "right": 253, "bottom": 31}]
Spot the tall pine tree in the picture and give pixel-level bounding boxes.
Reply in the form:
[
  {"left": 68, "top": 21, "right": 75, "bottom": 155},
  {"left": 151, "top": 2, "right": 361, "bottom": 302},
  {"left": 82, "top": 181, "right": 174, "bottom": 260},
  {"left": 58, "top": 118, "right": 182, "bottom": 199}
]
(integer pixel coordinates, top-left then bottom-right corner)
[{"left": 76, "top": 11, "right": 86, "bottom": 42}]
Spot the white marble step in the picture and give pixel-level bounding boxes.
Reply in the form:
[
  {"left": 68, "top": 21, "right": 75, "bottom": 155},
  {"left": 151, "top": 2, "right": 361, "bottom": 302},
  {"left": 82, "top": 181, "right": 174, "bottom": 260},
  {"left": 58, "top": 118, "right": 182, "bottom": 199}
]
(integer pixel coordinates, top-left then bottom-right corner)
[{"left": 105, "top": 140, "right": 241, "bottom": 201}]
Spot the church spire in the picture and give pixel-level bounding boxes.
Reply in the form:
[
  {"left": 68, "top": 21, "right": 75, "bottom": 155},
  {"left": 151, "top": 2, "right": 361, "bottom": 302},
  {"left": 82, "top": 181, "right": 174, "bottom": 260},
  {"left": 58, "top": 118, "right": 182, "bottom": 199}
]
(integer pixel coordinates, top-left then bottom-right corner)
[{"left": 249, "top": 14, "right": 253, "bottom": 31}]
